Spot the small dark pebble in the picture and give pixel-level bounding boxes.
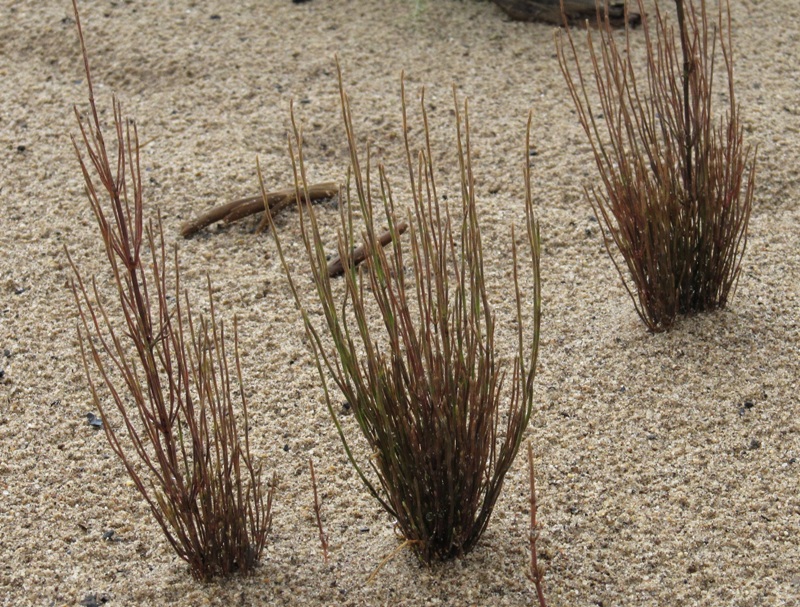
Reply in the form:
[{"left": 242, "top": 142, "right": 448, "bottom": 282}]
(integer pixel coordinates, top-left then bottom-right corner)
[
  {"left": 14, "top": 286, "right": 25, "bottom": 295},
  {"left": 102, "top": 530, "right": 115, "bottom": 541},
  {"left": 16, "top": 145, "right": 26, "bottom": 153},
  {"left": 738, "top": 400, "right": 755, "bottom": 416},
  {"left": 789, "top": 457, "right": 796, "bottom": 464},
  {"left": 209, "top": 14, "right": 221, "bottom": 19},
  {"left": 0, "top": 369, "right": 4, "bottom": 380},
  {"left": 749, "top": 439, "right": 761, "bottom": 450},
  {"left": 358, "top": 527, "right": 369, "bottom": 533},
  {"left": 529, "top": 149, "right": 538, "bottom": 157},
  {"left": 292, "top": 0, "right": 312, "bottom": 3},
  {"left": 86, "top": 412, "right": 103, "bottom": 428},
  {"left": 3, "top": 349, "right": 10, "bottom": 358},
  {"left": 283, "top": 444, "right": 290, "bottom": 452},
  {"left": 80, "top": 593, "right": 109, "bottom": 607},
  {"left": 647, "top": 434, "right": 657, "bottom": 440}
]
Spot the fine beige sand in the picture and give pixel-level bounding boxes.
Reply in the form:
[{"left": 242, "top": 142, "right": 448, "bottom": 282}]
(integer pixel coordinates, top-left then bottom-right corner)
[{"left": 1, "top": 1, "right": 798, "bottom": 605}]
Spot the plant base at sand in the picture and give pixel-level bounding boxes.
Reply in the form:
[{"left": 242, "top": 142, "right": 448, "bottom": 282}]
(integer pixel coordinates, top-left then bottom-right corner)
[
  {"left": 67, "top": 1, "right": 273, "bottom": 581},
  {"left": 267, "top": 66, "right": 541, "bottom": 562},
  {"left": 558, "top": 0, "right": 755, "bottom": 331}
]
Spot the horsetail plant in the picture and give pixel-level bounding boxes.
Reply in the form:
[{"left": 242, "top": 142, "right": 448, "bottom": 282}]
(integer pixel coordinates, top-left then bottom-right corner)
[
  {"left": 67, "top": 1, "right": 273, "bottom": 581},
  {"left": 263, "top": 66, "right": 541, "bottom": 562},
  {"left": 557, "top": 0, "right": 755, "bottom": 331}
]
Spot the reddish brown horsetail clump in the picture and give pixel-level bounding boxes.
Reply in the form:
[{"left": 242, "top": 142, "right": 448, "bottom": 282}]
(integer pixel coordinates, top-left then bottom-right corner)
[
  {"left": 67, "top": 0, "right": 273, "bottom": 581},
  {"left": 557, "top": 0, "right": 755, "bottom": 331},
  {"left": 265, "top": 64, "right": 541, "bottom": 563}
]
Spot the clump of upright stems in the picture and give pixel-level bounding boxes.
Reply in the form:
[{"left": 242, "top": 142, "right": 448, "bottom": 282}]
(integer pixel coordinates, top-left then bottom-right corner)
[
  {"left": 265, "top": 65, "right": 541, "bottom": 563},
  {"left": 67, "top": 1, "right": 272, "bottom": 581},
  {"left": 557, "top": 0, "right": 755, "bottom": 331}
]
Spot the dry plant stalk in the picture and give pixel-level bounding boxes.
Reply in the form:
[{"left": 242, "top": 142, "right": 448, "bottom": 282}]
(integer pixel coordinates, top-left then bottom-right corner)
[
  {"left": 528, "top": 443, "right": 547, "bottom": 607},
  {"left": 557, "top": 0, "right": 755, "bottom": 331},
  {"left": 67, "top": 0, "right": 272, "bottom": 581},
  {"left": 265, "top": 65, "right": 541, "bottom": 562}
]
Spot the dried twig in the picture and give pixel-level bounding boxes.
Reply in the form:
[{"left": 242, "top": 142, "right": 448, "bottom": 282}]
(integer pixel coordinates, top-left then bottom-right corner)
[
  {"left": 326, "top": 221, "right": 409, "bottom": 277},
  {"left": 179, "top": 182, "right": 339, "bottom": 238},
  {"left": 365, "top": 539, "right": 421, "bottom": 585},
  {"left": 494, "top": 0, "right": 640, "bottom": 27}
]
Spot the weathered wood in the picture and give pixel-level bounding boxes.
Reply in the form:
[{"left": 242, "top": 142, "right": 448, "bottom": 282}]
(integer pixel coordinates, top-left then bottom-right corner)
[
  {"left": 491, "top": 0, "right": 640, "bottom": 27},
  {"left": 180, "top": 182, "right": 339, "bottom": 238},
  {"left": 326, "top": 221, "right": 409, "bottom": 278}
]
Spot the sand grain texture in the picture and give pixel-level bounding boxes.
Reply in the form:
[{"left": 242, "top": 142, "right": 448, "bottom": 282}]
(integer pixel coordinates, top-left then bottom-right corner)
[{"left": 1, "top": 1, "right": 798, "bottom": 605}]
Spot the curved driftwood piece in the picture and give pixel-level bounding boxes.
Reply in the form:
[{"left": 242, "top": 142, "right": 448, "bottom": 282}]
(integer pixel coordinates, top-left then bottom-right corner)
[
  {"left": 327, "top": 221, "right": 409, "bottom": 278},
  {"left": 491, "top": 0, "right": 640, "bottom": 27},
  {"left": 180, "top": 182, "right": 339, "bottom": 238}
]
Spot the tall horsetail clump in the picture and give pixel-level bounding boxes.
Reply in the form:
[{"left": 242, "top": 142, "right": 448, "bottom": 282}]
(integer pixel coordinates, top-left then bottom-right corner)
[
  {"left": 265, "top": 66, "right": 541, "bottom": 563},
  {"left": 557, "top": 0, "right": 755, "bottom": 331},
  {"left": 67, "top": 1, "right": 273, "bottom": 581}
]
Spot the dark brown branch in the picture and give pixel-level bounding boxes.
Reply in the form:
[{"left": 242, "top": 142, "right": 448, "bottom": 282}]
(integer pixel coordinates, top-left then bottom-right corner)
[
  {"left": 326, "top": 221, "right": 409, "bottom": 278},
  {"left": 675, "top": 0, "right": 694, "bottom": 194},
  {"left": 493, "top": 0, "right": 640, "bottom": 27},
  {"left": 179, "top": 182, "right": 339, "bottom": 238}
]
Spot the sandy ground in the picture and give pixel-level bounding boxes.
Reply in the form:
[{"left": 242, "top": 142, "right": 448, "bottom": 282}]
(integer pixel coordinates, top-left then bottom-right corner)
[{"left": 1, "top": 0, "right": 799, "bottom": 605}]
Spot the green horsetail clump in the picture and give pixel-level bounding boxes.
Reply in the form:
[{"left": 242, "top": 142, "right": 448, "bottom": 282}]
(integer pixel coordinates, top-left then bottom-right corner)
[{"left": 265, "top": 64, "right": 541, "bottom": 563}]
